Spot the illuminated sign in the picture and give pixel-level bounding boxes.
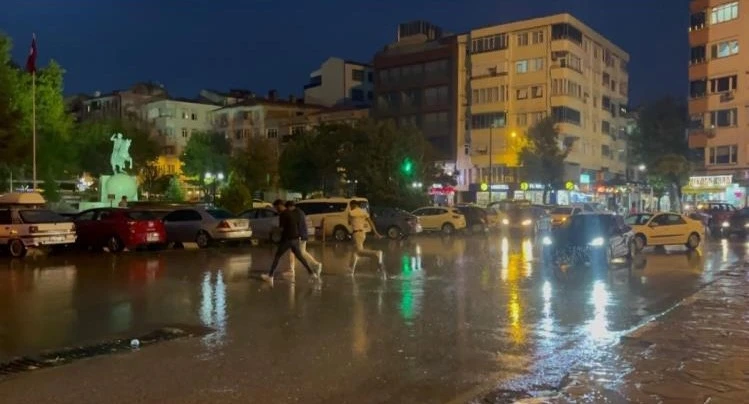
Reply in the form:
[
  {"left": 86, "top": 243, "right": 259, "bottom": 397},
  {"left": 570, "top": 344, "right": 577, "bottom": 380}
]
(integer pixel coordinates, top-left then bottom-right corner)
[
  {"left": 480, "top": 183, "right": 488, "bottom": 191},
  {"left": 491, "top": 184, "right": 509, "bottom": 191},
  {"left": 565, "top": 181, "right": 575, "bottom": 190},
  {"left": 689, "top": 175, "right": 732, "bottom": 188},
  {"left": 580, "top": 174, "right": 591, "bottom": 184},
  {"left": 520, "top": 182, "right": 544, "bottom": 191}
]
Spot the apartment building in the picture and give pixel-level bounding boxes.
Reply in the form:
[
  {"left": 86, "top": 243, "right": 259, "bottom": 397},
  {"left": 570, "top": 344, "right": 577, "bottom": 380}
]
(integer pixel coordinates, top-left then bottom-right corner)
[
  {"left": 688, "top": 1, "right": 746, "bottom": 178},
  {"left": 303, "top": 57, "right": 374, "bottom": 107},
  {"left": 80, "top": 82, "right": 167, "bottom": 121},
  {"left": 208, "top": 91, "right": 325, "bottom": 151},
  {"left": 372, "top": 21, "right": 459, "bottom": 165},
  {"left": 266, "top": 107, "right": 370, "bottom": 142},
  {"left": 456, "top": 14, "right": 630, "bottom": 197},
  {"left": 141, "top": 98, "right": 220, "bottom": 175}
]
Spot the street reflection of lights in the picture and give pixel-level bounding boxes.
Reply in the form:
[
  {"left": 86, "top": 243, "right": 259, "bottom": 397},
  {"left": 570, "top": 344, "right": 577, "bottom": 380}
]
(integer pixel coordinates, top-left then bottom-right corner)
[
  {"left": 721, "top": 239, "right": 728, "bottom": 262},
  {"left": 199, "top": 271, "right": 227, "bottom": 347},
  {"left": 500, "top": 237, "right": 509, "bottom": 281},
  {"left": 587, "top": 280, "right": 611, "bottom": 341},
  {"left": 522, "top": 239, "right": 533, "bottom": 277},
  {"left": 540, "top": 281, "right": 553, "bottom": 334},
  {"left": 415, "top": 244, "right": 422, "bottom": 256}
]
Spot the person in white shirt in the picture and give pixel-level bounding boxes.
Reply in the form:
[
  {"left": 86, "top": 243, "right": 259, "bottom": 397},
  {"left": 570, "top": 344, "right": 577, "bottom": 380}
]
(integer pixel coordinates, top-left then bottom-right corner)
[{"left": 348, "top": 200, "right": 383, "bottom": 273}]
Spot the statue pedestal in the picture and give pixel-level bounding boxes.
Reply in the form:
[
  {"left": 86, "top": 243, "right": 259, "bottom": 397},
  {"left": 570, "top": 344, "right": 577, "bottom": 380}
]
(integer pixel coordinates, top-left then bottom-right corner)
[{"left": 100, "top": 174, "right": 138, "bottom": 206}]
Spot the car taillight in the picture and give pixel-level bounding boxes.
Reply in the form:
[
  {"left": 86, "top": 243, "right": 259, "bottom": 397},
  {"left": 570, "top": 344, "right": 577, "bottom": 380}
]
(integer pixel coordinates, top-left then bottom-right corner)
[
  {"left": 217, "top": 220, "right": 231, "bottom": 229},
  {"left": 126, "top": 221, "right": 136, "bottom": 227},
  {"left": 29, "top": 226, "right": 39, "bottom": 233}
]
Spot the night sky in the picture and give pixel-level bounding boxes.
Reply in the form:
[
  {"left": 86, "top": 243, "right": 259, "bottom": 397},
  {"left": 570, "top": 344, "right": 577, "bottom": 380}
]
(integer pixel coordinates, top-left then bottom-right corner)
[{"left": 2, "top": 0, "right": 687, "bottom": 105}]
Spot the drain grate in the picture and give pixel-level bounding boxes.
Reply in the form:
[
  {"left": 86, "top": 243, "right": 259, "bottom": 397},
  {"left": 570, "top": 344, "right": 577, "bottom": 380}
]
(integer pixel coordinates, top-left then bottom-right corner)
[{"left": 0, "top": 325, "right": 213, "bottom": 378}]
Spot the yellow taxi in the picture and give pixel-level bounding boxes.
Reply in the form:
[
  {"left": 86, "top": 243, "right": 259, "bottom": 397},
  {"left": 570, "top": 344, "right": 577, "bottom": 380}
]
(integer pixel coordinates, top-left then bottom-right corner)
[
  {"left": 549, "top": 206, "right": 582, "bottom": 227},
  {"left": 625, "top": 212, "right": 705, "bottom": 251}
]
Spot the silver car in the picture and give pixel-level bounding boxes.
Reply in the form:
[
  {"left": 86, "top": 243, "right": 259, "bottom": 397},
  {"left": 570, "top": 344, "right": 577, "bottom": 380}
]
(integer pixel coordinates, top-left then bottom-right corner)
[
  {"left": 161, "top": 207, "right": 252, "bottom": 248},
  {"left": 239, "top": 208, "right": 314, "bottom": 243}
]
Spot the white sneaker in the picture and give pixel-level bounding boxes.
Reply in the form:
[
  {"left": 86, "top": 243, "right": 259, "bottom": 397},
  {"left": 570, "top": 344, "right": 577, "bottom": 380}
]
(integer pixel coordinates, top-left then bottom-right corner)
[{"left": 260, "top": 274, "right": 274, "bottom": 286}]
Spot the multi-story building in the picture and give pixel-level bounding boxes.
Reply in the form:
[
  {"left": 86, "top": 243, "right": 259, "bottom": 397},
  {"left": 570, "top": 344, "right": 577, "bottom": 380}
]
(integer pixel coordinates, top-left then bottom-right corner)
[
  {"left": 140, "top": 98, "right": 220, "bottom": 175},
  {"left": 456, "top": 14, "right": 630, "bottom": 202},
  {"left": 303, "top": 57, "right": 374, "bottom": 107},
  {"left": 688, "top": 1, "right": 746, "bottom": 191},
  {"left": 266, "top": 107, "right": 370, "bottom": 142},
  {"left": 372, "top": 21, "right": 459, "bottom": 166},
  {"left": 80, "top": 82, "right": 167, "bottom": 121}
]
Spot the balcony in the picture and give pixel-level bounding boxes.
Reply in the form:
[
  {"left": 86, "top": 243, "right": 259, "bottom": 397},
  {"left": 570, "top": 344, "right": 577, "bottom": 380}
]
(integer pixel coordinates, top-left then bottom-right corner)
[{"left": 688, "top": 128, "right": 711, "bottom": 148}]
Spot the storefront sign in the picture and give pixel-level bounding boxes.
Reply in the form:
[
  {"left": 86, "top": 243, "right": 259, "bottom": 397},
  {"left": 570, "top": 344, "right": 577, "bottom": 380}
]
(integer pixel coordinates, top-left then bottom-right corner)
[
  {"left": 689, "top": 175, "right": 732, "bottom": 188},
  {"left": 580, "top": 174, "right": 591, "bottom": 184},
  {"left": 490, "top": 184, "right": 509, "bottom": 191},
  {"left": 519, "top": 182, "right": 544, "bottom": 191},
  {"left": 565, "top": 181, "right": 575, "bottom": 190},
  {"left": 480, "top": 183, "right": 488, "bottom": 191}
]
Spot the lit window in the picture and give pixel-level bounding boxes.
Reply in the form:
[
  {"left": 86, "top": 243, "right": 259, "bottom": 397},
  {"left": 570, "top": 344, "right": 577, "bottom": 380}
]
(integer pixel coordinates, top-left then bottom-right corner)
[
  {"left": 711, "top": 39, "right": 739, "bottom": 58},
  {"left": 710, "top": 2, "right": 738, "bottom": 24},
  {"left": 515, "top": 60, "right": 528, "bottom": 73}
]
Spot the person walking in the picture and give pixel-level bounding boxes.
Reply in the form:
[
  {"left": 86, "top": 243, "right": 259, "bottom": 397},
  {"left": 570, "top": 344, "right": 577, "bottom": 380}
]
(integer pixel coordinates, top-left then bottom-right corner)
[
  {"left": 286, "top": 200, "right": 323, "bottom": 276},
  {"left": 348, "top": 200, "right": 384, "bottom": 273},
  {"left": 261, "top": 199, "right": 320, "bottom": 286}
]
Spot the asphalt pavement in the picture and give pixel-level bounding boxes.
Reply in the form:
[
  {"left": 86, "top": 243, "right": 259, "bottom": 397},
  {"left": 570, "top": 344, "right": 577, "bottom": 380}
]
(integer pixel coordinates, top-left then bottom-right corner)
[{"left": 0, "top": 235, "right": 744, "bottom": 403}]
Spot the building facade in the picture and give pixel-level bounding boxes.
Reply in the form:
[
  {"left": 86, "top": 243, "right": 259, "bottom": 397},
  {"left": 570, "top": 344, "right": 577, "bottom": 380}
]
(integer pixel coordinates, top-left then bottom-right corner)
[
  {"left": 80, "top": 82, "right": 167, "bottom": 121},
  {"left": 303, "top": 57, "right": 374, "bottom": 107},
  {"left": 372, "top": 21, "right": 459, "bottom": 165},
  {"left": 455, "top": 14, "right": 630, "bottom": 203}
]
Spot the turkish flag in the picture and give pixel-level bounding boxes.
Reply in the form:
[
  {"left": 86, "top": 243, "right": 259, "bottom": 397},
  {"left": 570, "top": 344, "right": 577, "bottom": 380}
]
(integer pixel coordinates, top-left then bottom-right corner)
[{"left": 25, "top": 34, "right": 37, "bottom": 74}]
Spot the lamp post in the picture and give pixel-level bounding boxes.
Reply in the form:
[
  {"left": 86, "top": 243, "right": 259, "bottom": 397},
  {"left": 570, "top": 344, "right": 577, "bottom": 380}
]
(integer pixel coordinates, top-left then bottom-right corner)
[{"left": 204, "top": 172, "right": 224, "bottom": 204}]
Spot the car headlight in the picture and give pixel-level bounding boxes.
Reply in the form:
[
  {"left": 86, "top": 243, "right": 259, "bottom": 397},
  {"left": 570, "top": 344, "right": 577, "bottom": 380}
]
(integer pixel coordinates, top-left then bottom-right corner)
[
  {"left": 502, "top": 218, "right": 509, "bottom": 225},
  {"left": 522, "top": 219, "right": 532, "bottom": 226},
  {"left": 589, "top": 237, "right": 605, "bottom": 247},
  {"left": 722, "top": 221, "right": 730, "bottom": 228},
  {"left": 744, "top": 222, "right": 749, "bottom": 228},
  {"left": 541, "top": 236, "right": 552, "bottom": 245}
]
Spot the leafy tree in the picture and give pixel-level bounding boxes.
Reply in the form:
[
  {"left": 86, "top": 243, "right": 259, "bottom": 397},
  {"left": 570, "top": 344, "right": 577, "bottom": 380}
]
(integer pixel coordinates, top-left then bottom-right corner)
[
  {"left": 164, "top": 176, "right": 185, "bottom": 202},
  {"left": 629, "top": 97, "right": 689, "bottom": 211},
  {"left": 181, "top": 131, "right": 231, "bottom": 183},
  {"left": 0, "top": 35, "right": 24, "bottom": 166},
  {"left": 519, "top": 117, "right": 570, "bottom": 204},
  {"left": 230, "top": 137, "right": 277, "bottom": 193},
  {"left": 217, "top": 174, "right": 252, "bottom": 214},
  {"left": 278, "top": 135, "right": 321, "bottom": 198},
  {"left": 41, "top": 170, "right": 60, "bottom": 202}
]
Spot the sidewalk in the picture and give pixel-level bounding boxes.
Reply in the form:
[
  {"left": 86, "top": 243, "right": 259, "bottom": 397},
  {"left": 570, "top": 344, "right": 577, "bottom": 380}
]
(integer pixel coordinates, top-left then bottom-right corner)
[{"left": 554, "top": 264, "right": 749, "bottom": 403}]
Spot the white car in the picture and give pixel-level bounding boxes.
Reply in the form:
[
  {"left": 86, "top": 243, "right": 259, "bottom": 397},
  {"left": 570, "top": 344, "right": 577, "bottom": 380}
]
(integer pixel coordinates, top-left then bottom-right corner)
[
  {"left": 412, "top": 206, "right": 467, "bottom": 235},
  {"left": 161, "top": 207, "right": 252, "bottom": 248},
  {"left": 0, "top": 193, "right": 77, "bottom": 257},
  {"left": 239, "top": 207, "right": 314, "bottom": 243}
]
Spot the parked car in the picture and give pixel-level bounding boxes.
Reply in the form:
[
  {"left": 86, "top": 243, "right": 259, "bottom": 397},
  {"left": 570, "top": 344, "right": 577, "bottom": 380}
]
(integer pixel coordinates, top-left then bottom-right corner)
[
  {"left": 501, "top": 205, "right": 551, "bottom": 235},
  {"left": 161, "top": 207, "right": 252, "bottom": 248},
  {"left": 370, "top": 206, "right": 423, "bottom": 239},
  {"left": 295, "top": 197, "right": 370, "bottom": 241},
  {"left": 692, "top": 202, "right": 736, "bottom": 235},
  {"left": 239, "top": 207, "right": 314, "bottom": 243},
  {"left": 0, "top": 193, "right": 77, "bottom": 257},
  {"left": 252, "top": 199, "right": 273, "bottom": 209},
  {"left": 542, "top": 213, "right": 634, "bottom": 267},
  {"left": 625, "top": 212, "right": 704, "bottom": 251},
  {"left": 719, "top": 207, "right": 749, "bottom": 238},
  {"left": 73, "top": 208, "right": 167, "bottom": 252},
  {"left": 411, "top": 206, "right": 467, "bottom": 235},
  {"left": 455, "top": 205, "right": 490, "bottom": 233}
]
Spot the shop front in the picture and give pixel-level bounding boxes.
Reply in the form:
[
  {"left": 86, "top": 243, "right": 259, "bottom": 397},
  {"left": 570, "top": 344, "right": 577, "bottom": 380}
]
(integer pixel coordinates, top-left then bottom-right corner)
[
  {"left": 683, "top": 175, "right": 746, "bottom": 208},
  {"left": 428, "top": 184, "right": 456, "bottom": 206}
]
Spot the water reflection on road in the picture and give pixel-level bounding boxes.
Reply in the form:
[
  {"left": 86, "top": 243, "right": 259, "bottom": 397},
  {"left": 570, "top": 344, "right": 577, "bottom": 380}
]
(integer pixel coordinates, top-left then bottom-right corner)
[{"left": 0, "top": 235, "right": 743, "bottom": 402}]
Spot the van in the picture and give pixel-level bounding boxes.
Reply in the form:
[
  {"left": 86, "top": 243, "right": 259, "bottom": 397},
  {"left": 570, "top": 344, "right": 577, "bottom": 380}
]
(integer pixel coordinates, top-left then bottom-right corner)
[{"left": 295, "top": 197, "right": 370, "bottom": 241}]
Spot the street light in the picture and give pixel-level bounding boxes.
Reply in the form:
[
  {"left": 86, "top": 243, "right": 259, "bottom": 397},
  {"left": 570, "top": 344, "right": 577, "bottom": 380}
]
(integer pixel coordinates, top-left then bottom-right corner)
[
  {"left": 204, "top": 171, "right": 223, "bottom": 204},
  {"left": 638, "top": 164, "right": 646, "bottom": 171}
]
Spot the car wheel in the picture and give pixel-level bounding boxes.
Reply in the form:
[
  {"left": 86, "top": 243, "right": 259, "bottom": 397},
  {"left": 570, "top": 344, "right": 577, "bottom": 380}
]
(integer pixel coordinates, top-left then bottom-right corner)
[
  {"left": 441, "top": 223, "right": 455, "bottom": 235},
  {"left": 195, "top": 231, "right": 211, "bottom": 249},
  {"left": 333, "top": 226, "right": 349, "bottom": 242},
  {"left": 634, "top": 234, "right": 647, "bottom": 252},
  {"left": 107, "top": 235, "right": 124, "bottom": 253},
  {"left": 686, "top": 232, "right": 701, "bottom": 250},
  {"left": 386, "top": 226, "right": 402, "bottom": 240},
  {"left": 8, "top": 239, "right": 26, "bottom": 258}
]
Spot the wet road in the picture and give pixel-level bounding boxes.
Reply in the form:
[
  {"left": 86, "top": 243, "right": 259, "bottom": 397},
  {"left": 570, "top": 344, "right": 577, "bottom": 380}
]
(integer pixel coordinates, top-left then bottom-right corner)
[{"left": 0, "top": 235, "right": 745, "bottom": 403}]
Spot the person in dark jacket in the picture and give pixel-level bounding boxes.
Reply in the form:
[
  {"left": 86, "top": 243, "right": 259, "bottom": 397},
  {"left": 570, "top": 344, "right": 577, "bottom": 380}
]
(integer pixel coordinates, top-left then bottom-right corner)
[
  {"left": 261, "top": 200, "right": 320, "bottom": 285},
  {"left": 286, "top": 201, "right": 322, "bottom": 275}
]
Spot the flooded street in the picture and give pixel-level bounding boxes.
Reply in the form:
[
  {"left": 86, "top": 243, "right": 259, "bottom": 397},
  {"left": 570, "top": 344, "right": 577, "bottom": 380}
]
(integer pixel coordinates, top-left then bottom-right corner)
[{"left": 0, "top": 235, "right": 745, "bottom": 403}]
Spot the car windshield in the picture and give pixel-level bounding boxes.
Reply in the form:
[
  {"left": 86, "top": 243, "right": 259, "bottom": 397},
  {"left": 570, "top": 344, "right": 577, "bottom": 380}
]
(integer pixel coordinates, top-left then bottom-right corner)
[
  {"left": 566, "top": 215, "right": 609, "bottom": 234},
  {"left": 551, "top": 207, "right": 573, "bottom": 215},
  {"left": 625, "top": 214, "right": 652, "bottom": 225},
  {"left": 207, "top": 209, "right": 234, "bottom": 219},
  {"left": 126, "top": 211, "right": 158, "bottom": 221},
  {"left": 19, "top": 209, "right": 69, "bottom": 223}
]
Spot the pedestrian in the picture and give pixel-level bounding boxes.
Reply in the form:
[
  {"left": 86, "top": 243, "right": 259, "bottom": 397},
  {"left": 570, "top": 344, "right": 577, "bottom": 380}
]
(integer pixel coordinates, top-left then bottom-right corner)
[
  {"left": 286, "top": 200, "right": 322, "bottom": 276},
  {"left": 118, "top": 196, "right": 128, "bottom": 208},
  {"left": 261, "top": 199, "right": 320, "bottom": 286},
  {"left": 347, "top": 200, "right": 384, "bottom": 273}
]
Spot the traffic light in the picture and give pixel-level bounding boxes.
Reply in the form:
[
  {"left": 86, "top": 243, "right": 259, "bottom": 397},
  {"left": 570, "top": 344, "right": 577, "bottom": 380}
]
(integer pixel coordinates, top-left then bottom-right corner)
[{"left": 401, "top": 158, "right": 413, "bottom": 175}]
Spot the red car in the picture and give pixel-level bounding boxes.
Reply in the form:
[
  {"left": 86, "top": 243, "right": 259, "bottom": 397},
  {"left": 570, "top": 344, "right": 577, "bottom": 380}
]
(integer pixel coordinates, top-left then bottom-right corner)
[{"left": 73, "top": 208, "right": 167, "bottom": 252}]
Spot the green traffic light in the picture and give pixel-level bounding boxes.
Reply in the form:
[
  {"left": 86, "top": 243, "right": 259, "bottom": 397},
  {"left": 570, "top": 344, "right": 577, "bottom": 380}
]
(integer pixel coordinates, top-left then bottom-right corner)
[{"left": 401, "top": 158, "right": 413, "bottom": 174}]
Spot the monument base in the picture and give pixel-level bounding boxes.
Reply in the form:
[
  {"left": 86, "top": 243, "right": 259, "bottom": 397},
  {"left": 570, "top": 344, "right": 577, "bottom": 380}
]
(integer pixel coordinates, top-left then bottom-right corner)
[{"left": 100, "top": 174, "right": 138, "bottom": 206}]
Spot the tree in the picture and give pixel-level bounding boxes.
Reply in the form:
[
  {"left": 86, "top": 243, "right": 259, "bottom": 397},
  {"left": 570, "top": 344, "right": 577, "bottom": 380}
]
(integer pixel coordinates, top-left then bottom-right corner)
[
  {"left": 181, "top": 131, "right": 231, "bottom": 183},
  {"left": 164, "top": 176, "right": 185, "bottom": 202},
  {"left": 630, "top": 97, "right": 689, "bottom": 211},
  {"left": 230, "top": 137, "right": 277, "bottom": 193},
  {"left": 278, "top": 135, "right": 321, "bottom": 198},
  {"left": 72, "top": 118, "right": 159, "bottom": 175},
  {"left": 217, "top": 174, "right": 252, "bottom": 214},
  {"left": 519, "top": 117, "right": 570, "bottom": 204},
  {"left": 41, "top": 170, "right": 60, "bottom": 202},
  {"left": 0, "top": 35, "right": 24, "bottom": 166}
]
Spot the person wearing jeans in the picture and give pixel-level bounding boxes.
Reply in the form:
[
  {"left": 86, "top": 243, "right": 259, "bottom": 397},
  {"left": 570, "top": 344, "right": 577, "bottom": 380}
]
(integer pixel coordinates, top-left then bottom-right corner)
[
  {"left": 348, "top": 200, "right": 384, "bottom": 273},
  {"left": 261, "top": 200, "right": 320, "bottom": 286},
  {"left": 286, "top": 200, "right": 322, "bottom": 275}
]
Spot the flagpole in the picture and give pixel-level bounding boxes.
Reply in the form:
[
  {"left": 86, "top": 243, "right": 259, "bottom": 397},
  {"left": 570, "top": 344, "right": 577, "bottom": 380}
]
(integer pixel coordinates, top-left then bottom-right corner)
[{"left": 32, "top": 70, "right": 36, "bottom": 191}]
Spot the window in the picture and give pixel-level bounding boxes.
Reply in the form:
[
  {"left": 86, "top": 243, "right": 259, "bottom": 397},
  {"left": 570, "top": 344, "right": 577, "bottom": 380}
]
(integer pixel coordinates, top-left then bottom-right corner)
[
  {"left": 602, "top": 96, "right": 611, "bottom": 110},
  {"left": 532, "top": 31, "right": 544, "bottom": 44},
  {"left": 611, "top": 81, "right": 617, "bottom": 92},
  {"left": 181, "top": 128, "right": 188, "bottom": 138},
  {"left": 424, "top": 59, "right": 448, "bottom": 74},
  {"left": 515, "top": 60, "right": 528, "bottom": 73},
  {"left": 266, "top": 128, "right": 278, "bottom": 139},
  {"left": 516, "top": 113, "right": 528, "bottom": 127},
  {"left": 471, "top": 86, "right": 507, "bottom": 104},
  {"left": 601, "top": 120, "right": 611, "bottom": 134},
  {"left": 242, "top": 129, "right": 251, "bottom": 138},
  {"left": 708, "top": 145, "right": 738, "bottom": 165},
  {"left": 191, "top": 113, "right": 198, "bottom": 120},
  {"left": 516, "top": 88, "right": 528, "bottom": 100},
  {"left": 531, "top": 85, "right": 543, "bottom": 98},
  {"left": 367, "top": 72, "right": 373, "bottom": 82},
  {"left": 530, "top": 111, "right": 546, "bottom": 125},
  {"left": 552, "top": 51, "right": 582, "bottom": 72},
  {"left": 711, "top": 40, "right": 739, "bottom": 59},
  {"left": 710, "top": 2, "right": 738, "bottom": 24},
  {"left": 367, "top": 91, "right": 373, "bottom": 101},
  {"left": 471, "top": 33, "right": 509, "bottom": 53},
  {"left": 601, "top": 145, "right": 611, "bottom": 157},
  {"left": 551, "top": 23, "right": 583, "bottom": 44},
  {"left": 710, "top": 75, "right": 737, "bottom": 93},
  {"left": 690, "top": 11, "right": 706, "bottom": 30},
  {"left": 291, "top": 126, "right": 305, "bottom": 136},
  {"left": 471, "top": 112, "right": 506, "bottom": 129},
  {"left": 710, "top": 108, "right": 738, "bottom": 127},
  {"left": 517, "top": 32, "right": 529, "bottom": 46},
  {"left": 352, "top": 69, "right": 365, "bottom": 81},
  {"left": 424, "top": 86, "right": 448, "bottom": 106},
  {"left": 690, "top": 113, "right": 705, "bottom": 129},
  {"left": 691, "top": 45, "right": 706, "bottom": 63},
  {"left": 351, "top": 89, "right": 364, "bottom": 101},
  {"left": 552, "top": 106, "right": 581, "bottom": 125}
]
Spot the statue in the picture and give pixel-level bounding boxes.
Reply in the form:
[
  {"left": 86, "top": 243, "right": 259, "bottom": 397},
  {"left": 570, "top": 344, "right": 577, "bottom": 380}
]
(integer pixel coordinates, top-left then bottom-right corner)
[{"left": 110, "top": 133, "right": 133, "bottom": 174}]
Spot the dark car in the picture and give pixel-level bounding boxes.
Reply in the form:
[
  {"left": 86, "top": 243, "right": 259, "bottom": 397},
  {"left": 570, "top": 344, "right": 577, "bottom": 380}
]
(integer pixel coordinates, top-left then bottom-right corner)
[
  {"left": 542, "top": 213, "right": 634, "bottom": 267},
  {"left": 723, "top": 207, "right": 749, "bottom": 237},
  {"left": 455, "top": 205, "right": 490, "bottom": 233},
  {"left": 370, "top": 207, "right": 423, "bottom": 239},
  {"left": 692, "top": 202, "right": 736, "bottom": 234},
  {"left": 501, "top": 205, "right": 551, "bottom": 234}
]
